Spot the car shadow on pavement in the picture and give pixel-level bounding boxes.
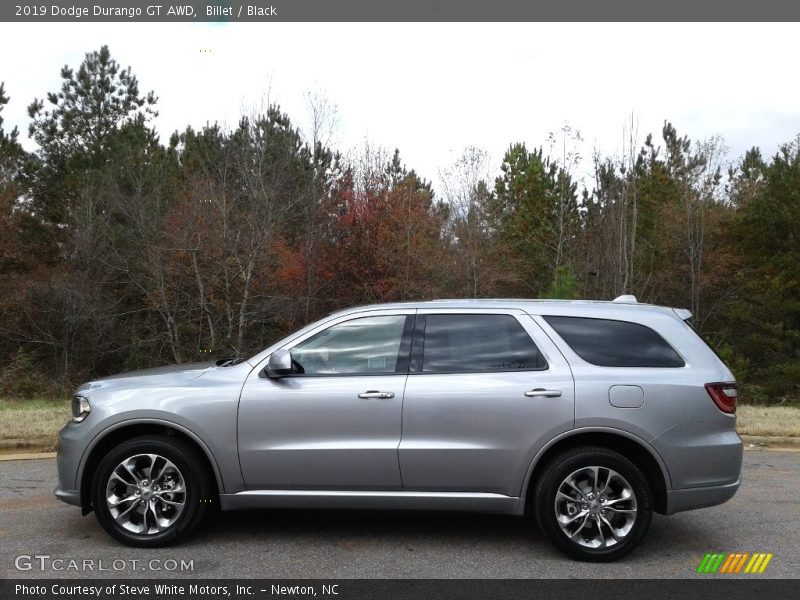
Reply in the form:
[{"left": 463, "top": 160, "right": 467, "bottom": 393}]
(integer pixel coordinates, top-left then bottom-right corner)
[
  {"left": 199, "top": 508, "right": 531, "bottom": 542},
  {"left": 187, "top": 507, "right": 728, "bottom": 559}
]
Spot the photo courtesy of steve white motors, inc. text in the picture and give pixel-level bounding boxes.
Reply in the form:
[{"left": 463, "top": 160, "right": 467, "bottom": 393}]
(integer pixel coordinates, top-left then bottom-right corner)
[
  {"left": 14, "top": 583, "right": 249, "bottom": 598},
  {"left": 14, "top": 4, "right": 279, "bottom": 18},
  {"left": 14, "top": 583, "right": 336, "bottom": 597}
]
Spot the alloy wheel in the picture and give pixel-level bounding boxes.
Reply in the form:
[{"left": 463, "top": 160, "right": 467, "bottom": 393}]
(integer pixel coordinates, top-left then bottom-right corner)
[
  {"left": 105, "top": 453, "right": 187, "bottom": 535},
  {"left": 553, "top": 465, "right": 638, "bottom": 549}
]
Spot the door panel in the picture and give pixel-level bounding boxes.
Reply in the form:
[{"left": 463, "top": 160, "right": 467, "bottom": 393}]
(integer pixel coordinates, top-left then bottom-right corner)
[
  {"left": 238, "top": 311, "right": 413, "bottom": 490},
  {"left": 398, "top": 311, "right": 574, "bottom": 496},
  {"left": 238, "top": 375, "right": 406, "bottom": 490}
]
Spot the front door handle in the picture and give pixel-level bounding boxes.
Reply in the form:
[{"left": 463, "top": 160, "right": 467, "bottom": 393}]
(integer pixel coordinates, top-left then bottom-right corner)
[
  {"left": 358, "top": 391, "right": 395, "bottom": 399},
  {"left": 525, "top": 388, "right": 562, "bottom": 398}
]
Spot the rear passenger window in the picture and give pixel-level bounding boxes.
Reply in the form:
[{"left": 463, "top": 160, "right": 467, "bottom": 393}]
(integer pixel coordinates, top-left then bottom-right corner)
[
  {"left": 421, "top": 314, "right": 546, "bottom": 373},
  {"left": 543, "top": 316, "right": 684, "bottom": 368}
]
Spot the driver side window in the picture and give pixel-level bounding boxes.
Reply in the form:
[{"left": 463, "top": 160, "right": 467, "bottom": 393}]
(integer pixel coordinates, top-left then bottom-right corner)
[{"left": 291, "top": 315, "right": 410, "bottom": 376}]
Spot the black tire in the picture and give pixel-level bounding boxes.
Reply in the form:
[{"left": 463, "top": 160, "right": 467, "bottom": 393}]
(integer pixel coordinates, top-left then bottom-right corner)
[
  {"left": 534, "top": 446, "right": 652, "bottom": 562},
  {"left": 92, "top": 435, "right": 214, "bottom": 547}
]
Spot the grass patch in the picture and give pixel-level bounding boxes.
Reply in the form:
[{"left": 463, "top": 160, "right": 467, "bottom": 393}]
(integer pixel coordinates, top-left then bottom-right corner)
[
  {"left": 736, "top": 404, "right": 800, "bottom": 438},
  {"left": 738, "top": 383, "right": 800, "bottom": 407},
  {"left": 0, "top": 398, "right": 70, "bottom": 440}
]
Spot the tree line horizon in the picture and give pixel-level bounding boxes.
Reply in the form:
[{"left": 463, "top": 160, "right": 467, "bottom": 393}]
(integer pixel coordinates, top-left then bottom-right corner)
[{"left": 1, "top": 46, "right": 798, "bottom": 403}]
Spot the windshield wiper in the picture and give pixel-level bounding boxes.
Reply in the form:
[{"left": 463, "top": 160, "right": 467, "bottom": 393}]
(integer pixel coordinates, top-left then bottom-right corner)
[{"left": 215, "top": 358, "right": 246, "bottom": 367}]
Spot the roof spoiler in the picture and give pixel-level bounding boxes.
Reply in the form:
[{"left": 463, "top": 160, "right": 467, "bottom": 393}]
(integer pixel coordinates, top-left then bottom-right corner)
[
  {"left": 611, "top": 295, "right": 692, "bottom": 321},
  {"left": 673, "top": 308, "right": 692, "bottom": 321}
]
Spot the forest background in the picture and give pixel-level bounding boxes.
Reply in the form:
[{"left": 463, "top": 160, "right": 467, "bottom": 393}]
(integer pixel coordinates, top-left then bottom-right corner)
[{"left": 1, "top": 47, "right": 798, "bottom": 406}]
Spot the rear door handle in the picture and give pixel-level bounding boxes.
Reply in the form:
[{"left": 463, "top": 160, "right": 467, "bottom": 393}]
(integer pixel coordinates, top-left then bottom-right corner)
[
  {"left": 525, "top": 388, "right": 562, "bottom": 398},
  {"left": 358, "top": 391, "right": 395, "bottom": 399}
]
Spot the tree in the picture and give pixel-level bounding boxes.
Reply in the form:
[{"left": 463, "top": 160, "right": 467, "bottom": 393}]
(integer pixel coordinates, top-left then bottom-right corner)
[
  {"left": 28, "top": 45, "right": 157, "bottom": 157},
  {"left": 298, "top": 90, "right": 341, "bottom": 320},
  {"left": 321, "top": 147, "right": 448, "bottom": 305},
  {"left": 491, "top": 143, "right": 580, "bottom": 295},
  {"left": 158, "top": 106, "right": 321, "bottom": 358},
  {"left": 652, "top": 124, "right": 729, "bottom": 325},
  {"left": 544, "top": 265, "right": 581, "bottom": 299},
  {"left": 0, "top": 83, "right": 36, "bottom": 374},
  {"left": 0, "top": 83, "right": 25, "bottom": 180},
  {"left": 27, "top": 45, "right": 157, "bottom": 231},
  {"left": 580, "top": 118, "right": 648, "bottom": 300},
  {"left": 440, "top": 147, "right": 495, "bottom": 297},
  {"left": 0, "top": 82, "right": 28, "bottom": 274},
  {"left": 726, "top": 137, "right": 800, "bottom": 396},
  {"left": 580, "top": 122, "right": 735, "bottom": 326},
  {"left": 547, "top": 124, "right": 584, "bottom": 276},
  {"left": 12, "top": 47, "right": 162, "bottom": 384}
]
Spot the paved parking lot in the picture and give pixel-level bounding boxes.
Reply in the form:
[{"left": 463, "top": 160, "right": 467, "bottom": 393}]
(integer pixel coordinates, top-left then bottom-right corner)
[{"left": 1, "top": 449, "right": 797, "bottom": 579}]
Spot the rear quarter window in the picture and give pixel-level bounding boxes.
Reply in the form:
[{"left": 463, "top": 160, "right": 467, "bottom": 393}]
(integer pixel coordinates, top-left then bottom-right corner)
[{"left": 543, "top": 316, "right": 685, "bottom": 368}]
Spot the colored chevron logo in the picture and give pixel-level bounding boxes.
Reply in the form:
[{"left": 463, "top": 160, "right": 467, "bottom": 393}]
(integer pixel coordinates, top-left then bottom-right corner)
[{"left": 696, "top": 552, "right": 773, "bottom": 574}]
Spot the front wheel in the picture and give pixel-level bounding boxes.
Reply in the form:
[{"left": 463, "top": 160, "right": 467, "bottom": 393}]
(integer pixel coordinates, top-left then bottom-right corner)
[
  {"left": 92, "top": 435, "right": 213, "bottom": 547},
  {"left": 534, "top": 446, "right": 652, "bottom": 562}
]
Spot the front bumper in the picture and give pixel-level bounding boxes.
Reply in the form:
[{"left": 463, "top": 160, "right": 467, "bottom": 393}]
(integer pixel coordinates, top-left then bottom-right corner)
[
  {"left": 54, "top": 486, "right": 81, "bottom": 507},
  {"left": 55, "top": 421, "right": 91, "bottom": 509},
  {"left": 664, "top": 479, "right": 740, "bottom": 515}
]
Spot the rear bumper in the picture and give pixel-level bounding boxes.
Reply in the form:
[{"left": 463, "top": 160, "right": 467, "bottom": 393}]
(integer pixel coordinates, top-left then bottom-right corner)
[{"left": 664, "top": 479, "right": 740, "bottom": 515}]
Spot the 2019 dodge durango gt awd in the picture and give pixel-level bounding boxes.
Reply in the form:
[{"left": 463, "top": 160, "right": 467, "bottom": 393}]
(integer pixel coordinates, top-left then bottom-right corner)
[{"left": 55, "top": 296, "right": 742, "bottom": 561}]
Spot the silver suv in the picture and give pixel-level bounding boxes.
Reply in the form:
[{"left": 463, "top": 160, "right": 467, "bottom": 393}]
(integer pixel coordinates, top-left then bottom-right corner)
[{"left": 55, "top": 297, "right": 742, "bottom": 561}]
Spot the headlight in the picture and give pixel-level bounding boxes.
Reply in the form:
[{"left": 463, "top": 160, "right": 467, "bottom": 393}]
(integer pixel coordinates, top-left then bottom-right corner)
[{"left": 71, "top": 396, "right": 91, "bottom": 423}]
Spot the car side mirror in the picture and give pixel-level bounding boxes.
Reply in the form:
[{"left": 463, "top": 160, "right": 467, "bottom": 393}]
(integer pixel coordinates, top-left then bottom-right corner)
[{"left": 265, "top": 349, "right": 293, "bottom": 378}]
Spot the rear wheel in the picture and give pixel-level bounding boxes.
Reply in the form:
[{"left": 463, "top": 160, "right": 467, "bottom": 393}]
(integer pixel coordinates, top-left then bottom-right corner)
[
  {"left": 92, "top": 435, "right": 213, "bottom": 547},
  {"left": 534, "top": 446, "right": 652, "bottom": 562}
]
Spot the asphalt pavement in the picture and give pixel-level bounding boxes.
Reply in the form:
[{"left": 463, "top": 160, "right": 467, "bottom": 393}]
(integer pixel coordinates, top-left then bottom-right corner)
[{"left": 1, "top": 449, "right": 797, "bottom": 579}]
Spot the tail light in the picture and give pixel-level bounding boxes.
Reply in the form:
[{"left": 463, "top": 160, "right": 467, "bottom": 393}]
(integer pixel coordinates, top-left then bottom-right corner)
[{"left": 705, "top": 382, "right": 737, "bottom": 414}]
